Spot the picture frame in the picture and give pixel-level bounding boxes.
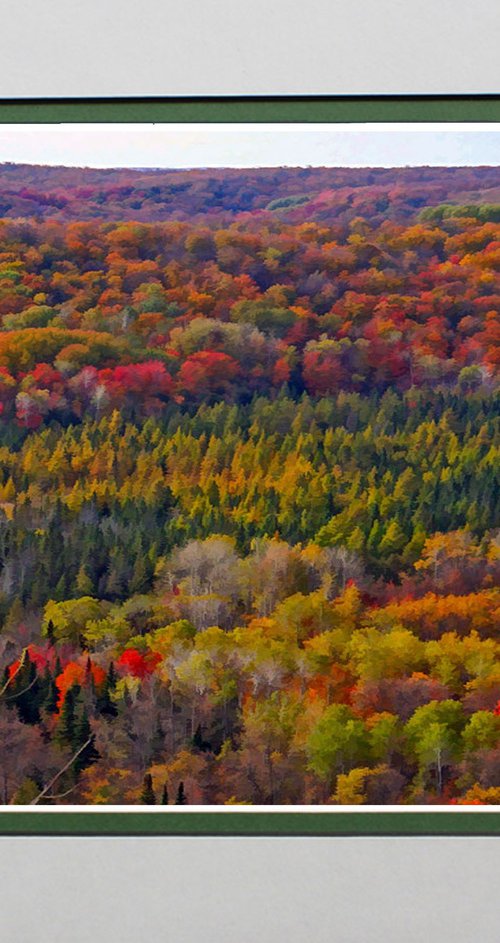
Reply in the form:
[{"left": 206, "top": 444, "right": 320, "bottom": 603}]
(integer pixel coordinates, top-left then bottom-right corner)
[{"left": 0, "top": 95, "right": 498, "bottom": 840}]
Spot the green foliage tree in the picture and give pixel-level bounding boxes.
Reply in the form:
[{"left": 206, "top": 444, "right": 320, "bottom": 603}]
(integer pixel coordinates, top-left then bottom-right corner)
[{"left": 307, "top": 705, "right": 369, "bottom": 790}]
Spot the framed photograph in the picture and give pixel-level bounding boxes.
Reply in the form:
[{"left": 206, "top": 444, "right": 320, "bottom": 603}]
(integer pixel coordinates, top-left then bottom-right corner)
[{"left": 0, "top": 97, "right": 498, "bottom": 839}]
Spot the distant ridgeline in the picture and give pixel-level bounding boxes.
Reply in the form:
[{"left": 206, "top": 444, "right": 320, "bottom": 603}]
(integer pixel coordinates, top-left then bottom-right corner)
[{"left": 0, "top": 162, "right": 499, "bottom": 221}]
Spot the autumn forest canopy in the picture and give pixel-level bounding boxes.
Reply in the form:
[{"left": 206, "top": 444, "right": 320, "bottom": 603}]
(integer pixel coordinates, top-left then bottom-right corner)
[{"left": 0, "top": 161, "right": 498, "bottom": 806}]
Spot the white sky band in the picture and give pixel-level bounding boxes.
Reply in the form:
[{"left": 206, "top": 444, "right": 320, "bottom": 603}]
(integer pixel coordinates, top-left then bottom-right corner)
[{"left": 0, "top": 123, "right": 499, "bottom": 169}]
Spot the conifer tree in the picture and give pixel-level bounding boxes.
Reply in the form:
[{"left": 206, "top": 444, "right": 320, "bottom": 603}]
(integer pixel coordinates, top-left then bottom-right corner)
[
  {"left": 13, "top": 654, "right": 41, "bottom": 725},
  {"left": 175, "top": 781, "right": 187, "bottom": 805},
  {"left": 42, "top": 668, "right": 59, "bottom": 715},
  {"left": 106, "top": 661, "right": 117, "bottom": 689},
  {"left": 56, "top": 685, "right": 78, "bottom": 748},
  {"left": 54, "top": 573, "right": 68, "bottom": 601},
  {"left": 140, "top": 773, "right": 156, "bottom": 805},
  {"left": 45, "top": 619, "right": 56, "bottom": 646},
  {"left": 96, "top": 663, "right": 118, "bottom": 718},
  {"left": 73, "top": 704, "right": 99, "bottom": 772},
  {"left": 76, "top": 564, "right": 94, "bottom": 596}
]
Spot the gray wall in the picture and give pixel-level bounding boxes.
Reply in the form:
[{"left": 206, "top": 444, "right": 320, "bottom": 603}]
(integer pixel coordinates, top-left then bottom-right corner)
[
  {"left": 0, "top": 837, "right": 498, "bottom": 942},
  {"left": 0, "top": 3, "right": 498, "bottom": 940},
  {"left": 0, "top": 0, "right": 499, "bottom": 97}
]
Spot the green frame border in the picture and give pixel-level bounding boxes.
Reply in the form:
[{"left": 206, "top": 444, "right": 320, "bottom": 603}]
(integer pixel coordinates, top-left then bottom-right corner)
[
  {"left": 0, "top": 95, "right": 499, "bottom": 123},
  {"left": 0, "top": 812, "right": 499, "bottom": 836},
  {"left": 0, "top": 95, "right": 498, "bottom": 835}
]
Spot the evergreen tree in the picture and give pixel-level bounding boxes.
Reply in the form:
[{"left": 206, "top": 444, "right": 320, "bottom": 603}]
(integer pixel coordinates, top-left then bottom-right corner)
[
  {"left": 73, "top": 703, "right": 99, "bottom": 772},
  {"left": 54, "top": 573, "right": 68, "bottom": 601},
  {"left": 106, "top": 661, "right": 117, "bottom": 689},
  {"left": 56, "top": 685, "right": 78, "bottom": 748},
  {"left": 13, "top": 654, "right": 41, "bottom": 725},
  {"left": 4, "top": 598, "right": 24, "bottom": 633},
  {"left": 175, "top": 781, "right": 187, "bottom": 805},
  {"left": 192, "top": 724, "right": 211, "bottom": 752},
  {"left": 45, "top": 619, "right": 56, "bottom": 647},
  {"left": 140, "top": 773, "right": 156, "bottom": 805},
  {"left": 130, "top": 552, "right": 148, "bottom": 595},
  {"left": 75, "top": 564, "right": 94, "bottom": 596},
  {"left": 96, "top": 664, "right": 118, "bottom": 718},
  {"left": 42, "top": 668, "right": 59, "bottom": 715},
  {"left": 103, "top": 552, "right": 125, "bottom": 599}
]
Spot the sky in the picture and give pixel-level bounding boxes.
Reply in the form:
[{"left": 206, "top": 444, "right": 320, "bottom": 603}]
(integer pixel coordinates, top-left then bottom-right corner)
[{"left": 0, "top": 123, "right": 499, "bottom": 169}]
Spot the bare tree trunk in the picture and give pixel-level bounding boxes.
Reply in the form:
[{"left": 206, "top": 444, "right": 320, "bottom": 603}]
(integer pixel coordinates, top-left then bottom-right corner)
[
  {"left": 436, "top": 748, "right": 443, "bottom": 795},
  {"left": 0, "top": 648, "right": 28, "bottom": 697},
  {"left": 30, "top": 738, "right": 92, "bottom": 805}
]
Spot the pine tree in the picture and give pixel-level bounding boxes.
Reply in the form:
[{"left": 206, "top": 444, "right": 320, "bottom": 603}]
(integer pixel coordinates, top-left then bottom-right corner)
[
  {"left": 45, "top": 619, "right": 56, "bottom": 646},
  {"left": 74, "top": 702, "right": 91, "bottom": 745},
  {"left": 151, "top": 718, "right": 165, "bottom": 760},
  {"left": 379, "top": 519, "right": 406, "bottom": 557},
  {"left": 96, "top": 664, "right": 118, "bottom": 718},
  {"left": 42, "top": 668, "right": 59, "bottom": 714},
  {"left": 140, "top": 773, "right": 156, "bottom": 805},
  {"left": 106, "top": 661, "right": 117, "bottom": 689},
  {"left": 175, "top": 781, "right": 187, "bottom": 805},
  {"left": 56, "top": 685, "right": 78, "bottom": 748},
  {"left": 5, "top": 598, "right": 24, "bottom": 632},
  {"left": 130, "top": 552, "right": 148, "bottom": 595},
  {"left": 73, "top": 704, "right": 99, "bottom": 772},
  {"left": 161, "top": 782, "right": 169, "bottom": 805},
  {"left": 14, "top": 654, "right": 40, "bottom": 725},
  {"left": 29, "top": 567, "right": 49, "bottom": 610},
  {"left": 54, "top": 573, "right": 68, "bottom": 601},
  {"left": 192, "top": 724, "right": 204, "bottom": 751},
  {"left": 103, "top": 553, "right": 125, "bottom": 599},
  {"left": 75, "top": 564, "right": 94, "bottom": 596},
  {"left": 192, "top": 724, "right": 210, "bottom": 752}
]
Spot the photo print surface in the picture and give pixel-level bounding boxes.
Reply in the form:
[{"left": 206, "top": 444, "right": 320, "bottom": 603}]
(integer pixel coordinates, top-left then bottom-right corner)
[{"left": 0, "top": 124, "right": 498, "bottom": 807}]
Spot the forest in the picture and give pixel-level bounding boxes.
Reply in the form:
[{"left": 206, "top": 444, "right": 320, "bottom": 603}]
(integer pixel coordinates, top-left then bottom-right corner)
[{"left": 0, "top": 162, "right": 498, "bottom": 805}]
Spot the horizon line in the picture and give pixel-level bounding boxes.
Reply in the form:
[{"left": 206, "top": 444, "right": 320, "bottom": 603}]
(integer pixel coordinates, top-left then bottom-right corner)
[{"left": 1, "top": 160, "right": 500, "bottom": 172}]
